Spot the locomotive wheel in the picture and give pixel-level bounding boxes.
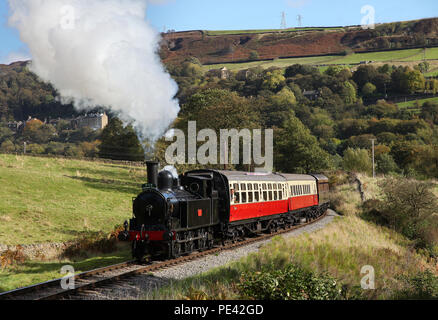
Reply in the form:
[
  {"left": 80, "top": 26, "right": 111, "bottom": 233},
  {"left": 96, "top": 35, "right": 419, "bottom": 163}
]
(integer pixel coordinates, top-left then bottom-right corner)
[
  {"left": 172, "top": 242, "right": 182, "bottom": 258},
  {"left": 187, "top": 241, "right": 195, "bottom": 253},
  {"left": 199, "top": 231, "right": 208, "bottom": 250}
]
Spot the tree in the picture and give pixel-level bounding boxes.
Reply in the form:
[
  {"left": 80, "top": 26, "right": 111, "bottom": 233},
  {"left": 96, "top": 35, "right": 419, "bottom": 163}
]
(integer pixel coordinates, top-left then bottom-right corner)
[
  {"left": 340, "top": 81, "right": 357, "bottom": 104},
  {"left": 420, "top": 101, "right": 438, "bottom": 125},
  {"left": 417, "top": 61, "right": 430, "bottom": 74},
  {"left": 271, "top": 87, "right": 296, "bottom": 106},
  {"left": 362, "top": 82, "right": 376, "bottom": 97},
  {"left": 0, "top": 126, "right": 14, "bottom": 144},
  {"left": 261, "top": 69, "right": 286, "bottom": 91},
  {"left": 178, "top": 89, "right": 260, "bottom": 131},
  {"left": 342, "top": 148, "right": 372, "bottom": 173},
  {"left": 181, "top": 62, "right": 203, "bottom": 78},
  {"left": 378, "top": 178, "right": 438, "bottom": 249},
  {"left": 376, "top": 153, "right": 399, "bottom": 174},
  {"left": 391, "top": 67, "right": 425, "bottom": 94},
  {"left": 285, "top": 64, "right": 318, "bottom": 78},
  {"left": 352, "top": 65, "right": 378, "bottom": 89},
  {"left": 275, "top": 111, "right": 332, "bottom": 173},
  {"left": 99, "top": 118, "right": 144, "bottom": 161},
  {"left": 0, "top": 140, "right": 16, "bottom": 153}
]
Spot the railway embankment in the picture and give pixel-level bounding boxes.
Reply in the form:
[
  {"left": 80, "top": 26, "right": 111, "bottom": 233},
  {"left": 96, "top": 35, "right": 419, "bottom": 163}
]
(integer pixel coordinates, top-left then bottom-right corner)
[{"left": 134, "top": 174, "right": 438, "bottom": 300}]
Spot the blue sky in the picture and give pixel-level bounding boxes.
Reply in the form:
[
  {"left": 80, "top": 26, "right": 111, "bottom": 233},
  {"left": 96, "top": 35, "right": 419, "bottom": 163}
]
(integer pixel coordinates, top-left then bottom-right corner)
[{"left": 1, "top": 0, "right": 438, "bottom": 63}]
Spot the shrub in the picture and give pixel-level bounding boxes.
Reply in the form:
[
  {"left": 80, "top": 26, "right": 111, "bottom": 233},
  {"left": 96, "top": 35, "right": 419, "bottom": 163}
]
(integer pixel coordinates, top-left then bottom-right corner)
[
  {"left": 27, "top": 143, "right": 45, "bottom": 155},
  {"left": 376, "top": 153, "right": 399, "bottom": 174},
  {"left": 342, "top": 148, "right": 372, "bottom": 174},
  {"left": 238, "top": 264, "right": 344, "bottom": 300},
  {"left": 394, "top": 271, "right": 438, "bottom": 299},
  {"left": 377, "top": 178, "right": 438, "bottom": 252},
  {"left": 62, "top": 225, "right": 123, "bottom": 258},
  {"left": 0, "top": 246, "right": 27, "bottom": 268},
  {"left": 0, "top": 140, "right": 16, "bottom": 153}
]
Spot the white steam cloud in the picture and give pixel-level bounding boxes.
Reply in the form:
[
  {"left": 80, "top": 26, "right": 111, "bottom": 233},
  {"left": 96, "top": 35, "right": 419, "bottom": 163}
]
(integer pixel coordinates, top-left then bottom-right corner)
[{"left": 8, "top": 0, "right": 180, "bottom": 141}]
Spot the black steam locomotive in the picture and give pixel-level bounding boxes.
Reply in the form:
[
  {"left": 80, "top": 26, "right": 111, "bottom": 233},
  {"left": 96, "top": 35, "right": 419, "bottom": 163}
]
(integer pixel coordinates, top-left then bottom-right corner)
[{"left": 118, "top": 162, "right": 330, "bottom": 261}]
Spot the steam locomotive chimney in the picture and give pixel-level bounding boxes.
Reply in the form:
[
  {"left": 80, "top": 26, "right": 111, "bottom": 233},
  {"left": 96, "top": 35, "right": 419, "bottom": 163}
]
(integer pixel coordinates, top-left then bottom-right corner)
[{"left": 146, "top": 161, "right": 159, "bottom": 187}]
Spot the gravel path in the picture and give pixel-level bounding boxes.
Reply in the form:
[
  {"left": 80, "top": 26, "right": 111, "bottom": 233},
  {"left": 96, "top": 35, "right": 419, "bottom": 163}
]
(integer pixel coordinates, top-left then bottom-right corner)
[{"left": 76, "top": 210, "right": 339, "bottom": 300}]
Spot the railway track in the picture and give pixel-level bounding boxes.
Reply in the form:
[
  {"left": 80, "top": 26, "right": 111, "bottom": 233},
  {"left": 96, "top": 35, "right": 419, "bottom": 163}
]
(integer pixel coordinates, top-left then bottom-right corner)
[{"left": 0, "top": 210, "right": 329, "bottom": 300}]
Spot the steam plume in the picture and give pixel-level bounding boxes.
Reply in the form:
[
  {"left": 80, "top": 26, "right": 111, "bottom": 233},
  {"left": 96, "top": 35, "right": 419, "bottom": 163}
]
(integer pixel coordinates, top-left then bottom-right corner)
[{"left": 8, "top": 0, "right": 180, "bottom": 141}]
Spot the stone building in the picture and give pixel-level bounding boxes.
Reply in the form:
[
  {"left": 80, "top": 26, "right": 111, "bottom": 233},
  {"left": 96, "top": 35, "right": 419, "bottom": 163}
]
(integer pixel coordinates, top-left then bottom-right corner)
[{"left": 72, "top": 112, "right": 109, "bottom": 131}]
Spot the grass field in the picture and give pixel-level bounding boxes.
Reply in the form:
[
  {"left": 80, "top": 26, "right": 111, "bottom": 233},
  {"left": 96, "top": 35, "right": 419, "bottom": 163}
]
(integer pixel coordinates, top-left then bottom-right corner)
[
  {"left": 397, "top": 96, "right": 438, "bottom": 109},
  {"left": 205, "top": 27, "right": 345, "bottom": 36},
  {"left": 0, "top": 154, "right": 146, "bottom": 245},
  {"left": 0, "top": 247, "right": 131, "bottom": 293},
  {"left": 203, "top": 48, "right": 438, "bottom": 72}
]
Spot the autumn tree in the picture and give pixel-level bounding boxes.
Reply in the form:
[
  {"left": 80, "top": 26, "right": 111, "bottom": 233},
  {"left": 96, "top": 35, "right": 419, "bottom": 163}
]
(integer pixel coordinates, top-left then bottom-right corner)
[
  {"left": 99, "top": 118, "right": 144, "bottom": 161},
  {"left": 274, "top": 111, "right": 332, "bottom": 173}
]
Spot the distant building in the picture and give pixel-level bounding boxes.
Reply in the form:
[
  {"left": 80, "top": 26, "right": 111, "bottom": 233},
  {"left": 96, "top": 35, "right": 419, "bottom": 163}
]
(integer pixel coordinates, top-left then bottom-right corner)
[
  {"left": 72, "top": 112, "right": 108, "bottom": 131},
  {"left": 7, "top": 121, "right": 24, "bottom": 132},
  {"left": 303, "top": 89, "right": 321, "bottom": 100},
  {"left": 221, "top": 67, "right": 231, "bottom": 80}
]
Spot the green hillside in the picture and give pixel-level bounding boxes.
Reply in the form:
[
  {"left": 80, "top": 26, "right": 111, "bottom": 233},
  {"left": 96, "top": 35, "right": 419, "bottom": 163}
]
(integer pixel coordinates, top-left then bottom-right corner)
[
  {"left": 0, "top": 154, "right": 145, "bottom": 245},
  {"left": 202, "top": 47, "right": 438, "bottom": 72}
]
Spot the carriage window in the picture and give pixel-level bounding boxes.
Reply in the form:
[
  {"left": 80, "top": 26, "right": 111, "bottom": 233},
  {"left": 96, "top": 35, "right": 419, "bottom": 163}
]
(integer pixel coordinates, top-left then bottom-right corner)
[
  {"left": 234, "top": 183, "right": 239, "bottom": 191},
  {"left": 248, "top": 184, "right": 253, "bottom": 191},
  {"left": 279, "top": 191, "right": 282, "bottom": 199},
  {"left": 242, "top": 192, "right": 247, "bottom": 203},
  {"left": 263, "top": 191, "right": 267, "bottom": 201},
  {"left": 269, "top": 191, "right": 273, "bottom": 200},
  {"left": 262, "top": 183, "right": 266, "bottom": 190},
  {"left": 248, "top": 192, "right": 253, "bottom": 202},
  {"left": 235, "top": 192, "right": 240, "bottom": 204},
  {"left": 253, "top": 183, "right": 258, "bottom": 190},
  {"left": 241, "top": 184, "right": 246, "bottom": 191},
  {"left": 255, "top": 192, "right": 260, "bottom": 202},
  {"left": 274, "top": 191, "right": 278, "bottom": 200},
  {"left": 268, "top": 183, "right": 272, "bottom": 190}
]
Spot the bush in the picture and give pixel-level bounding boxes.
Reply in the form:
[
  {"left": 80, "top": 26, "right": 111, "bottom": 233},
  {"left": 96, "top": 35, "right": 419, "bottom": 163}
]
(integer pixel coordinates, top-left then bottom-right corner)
[
  {"left": 45, "top": 142, "right": 65, "bottom": 155},
  {"left": 238, "top": 264, "right": 344, "bottom": 300},
  {"left": 0, "top": 140, "right": 16, "bottom": 153},
  {"left": 0, "top": 246, "right": 27, "bottom": 268},
  {"left": 27, "top": 143, "right": 45, "bottom": 155},
  {"left": 394, "top": 271, "right": 438, "bottom": 299},
  {"left": 377, "top": 178, "right": 438, "bottom": 252},
  {"left": 64, "top": 145, "right": 85, "bottom": 158},
  {"left": 342, "top": 148, "right": 372, "bottom": 174},
  {"left": 376, "top": 153, "right": 399, "bottom": 174},
  {"left": 62, "top": 225, "right": 123, "bottom": 258}
]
